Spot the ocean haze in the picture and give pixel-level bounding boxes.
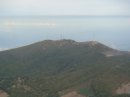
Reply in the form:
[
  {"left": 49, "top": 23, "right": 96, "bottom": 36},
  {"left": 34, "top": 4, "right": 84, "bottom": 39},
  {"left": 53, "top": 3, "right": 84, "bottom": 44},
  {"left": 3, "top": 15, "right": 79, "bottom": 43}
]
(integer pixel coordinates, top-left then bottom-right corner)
[{"left": 0, "top": 16, "right": 130, "bottom": 51}]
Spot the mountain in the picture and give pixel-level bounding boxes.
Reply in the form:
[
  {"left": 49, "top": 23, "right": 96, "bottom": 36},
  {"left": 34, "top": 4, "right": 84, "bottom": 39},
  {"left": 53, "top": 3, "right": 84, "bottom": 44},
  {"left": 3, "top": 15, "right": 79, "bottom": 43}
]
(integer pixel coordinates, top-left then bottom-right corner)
[{"left": 0, "top": 39, "right": 130, "bottom": 97}]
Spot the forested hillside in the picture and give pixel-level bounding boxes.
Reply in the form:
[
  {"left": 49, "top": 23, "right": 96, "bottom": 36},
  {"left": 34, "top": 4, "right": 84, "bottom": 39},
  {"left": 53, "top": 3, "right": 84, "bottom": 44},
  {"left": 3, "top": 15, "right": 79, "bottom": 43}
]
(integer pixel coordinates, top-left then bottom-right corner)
[{"left": 0, "top": 40, "right": 130, "bottom": 97}]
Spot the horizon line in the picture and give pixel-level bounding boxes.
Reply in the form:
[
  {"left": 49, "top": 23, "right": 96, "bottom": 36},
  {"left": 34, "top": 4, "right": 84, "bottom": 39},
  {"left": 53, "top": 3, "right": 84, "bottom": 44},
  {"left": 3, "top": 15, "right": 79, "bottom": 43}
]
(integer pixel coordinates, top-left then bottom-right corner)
[{"left": 0, "top": 15, "right": 130, "bottom": 17}]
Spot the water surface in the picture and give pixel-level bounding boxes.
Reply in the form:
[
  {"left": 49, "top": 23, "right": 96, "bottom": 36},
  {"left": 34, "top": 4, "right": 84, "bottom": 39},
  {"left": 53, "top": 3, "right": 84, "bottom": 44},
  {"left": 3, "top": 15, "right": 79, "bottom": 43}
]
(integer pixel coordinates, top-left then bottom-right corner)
[{"left": 0, "top": 16, "right": 130, "bottom": 51}]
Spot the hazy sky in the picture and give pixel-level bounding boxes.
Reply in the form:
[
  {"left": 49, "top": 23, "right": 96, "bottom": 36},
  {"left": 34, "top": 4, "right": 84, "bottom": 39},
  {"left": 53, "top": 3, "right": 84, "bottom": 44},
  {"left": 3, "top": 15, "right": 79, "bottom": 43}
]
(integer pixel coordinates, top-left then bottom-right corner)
[{"left": 0, "top": 0, "right": 130, "bottom": 16}]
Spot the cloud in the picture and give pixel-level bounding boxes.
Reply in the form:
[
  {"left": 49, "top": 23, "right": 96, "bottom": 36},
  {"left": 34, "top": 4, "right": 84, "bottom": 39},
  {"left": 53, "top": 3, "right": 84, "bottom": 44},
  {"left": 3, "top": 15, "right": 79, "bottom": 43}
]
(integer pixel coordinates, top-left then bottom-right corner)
[
  {"left": 2, "top": 21, "right": 57, "bottom": 27},
  {"left": 0, "top": 48, "right": 8, "bottom": 51}
]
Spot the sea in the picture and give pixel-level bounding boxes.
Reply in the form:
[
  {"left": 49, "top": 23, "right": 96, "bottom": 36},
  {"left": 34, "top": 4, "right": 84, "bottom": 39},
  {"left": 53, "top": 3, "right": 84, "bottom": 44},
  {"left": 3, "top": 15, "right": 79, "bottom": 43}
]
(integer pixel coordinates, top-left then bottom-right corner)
[{"left": 0, "top": 16, "right": 130, "bottom": 51}]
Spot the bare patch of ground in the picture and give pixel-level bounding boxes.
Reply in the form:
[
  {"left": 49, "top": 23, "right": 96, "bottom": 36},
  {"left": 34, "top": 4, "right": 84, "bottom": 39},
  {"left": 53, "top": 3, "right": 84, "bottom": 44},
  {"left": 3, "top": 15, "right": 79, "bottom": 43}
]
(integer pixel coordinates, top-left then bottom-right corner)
[
  {"left": 0, "top": 90, "right": 8, "bottom": 97},
  {"left": 103, "top": 50, "right": 122, "bottom": 57},
  {"left": 116, "top": 83, "right": 130, "bottom": 94},
  {"left": 61, "top": 91, "right": 86, "bottom": 97}
]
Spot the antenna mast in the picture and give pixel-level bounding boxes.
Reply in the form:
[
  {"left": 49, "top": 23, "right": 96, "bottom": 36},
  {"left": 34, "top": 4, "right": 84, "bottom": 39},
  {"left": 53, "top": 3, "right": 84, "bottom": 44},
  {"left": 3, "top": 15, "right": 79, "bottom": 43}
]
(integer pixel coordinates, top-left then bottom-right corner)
[
  {"left": 60, "top": 31, "right": 63, "bottom": 40},
  {"left": 92, "top": 32, "right": 95, "bottom": 41}
]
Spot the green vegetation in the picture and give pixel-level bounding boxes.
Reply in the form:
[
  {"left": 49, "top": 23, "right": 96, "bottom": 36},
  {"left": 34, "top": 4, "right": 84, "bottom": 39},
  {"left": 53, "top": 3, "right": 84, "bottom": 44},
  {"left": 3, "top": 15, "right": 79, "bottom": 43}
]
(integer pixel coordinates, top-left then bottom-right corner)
[{"left": 0, "top": 40, "right": 130, "bottom": 97}]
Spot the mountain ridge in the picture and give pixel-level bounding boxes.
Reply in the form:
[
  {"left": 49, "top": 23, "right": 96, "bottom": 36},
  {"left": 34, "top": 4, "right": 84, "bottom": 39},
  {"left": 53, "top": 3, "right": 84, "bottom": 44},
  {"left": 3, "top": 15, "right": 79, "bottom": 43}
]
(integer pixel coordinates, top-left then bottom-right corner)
[{"left": 1, "top": 39, "right": 129, "bottom": 58}]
